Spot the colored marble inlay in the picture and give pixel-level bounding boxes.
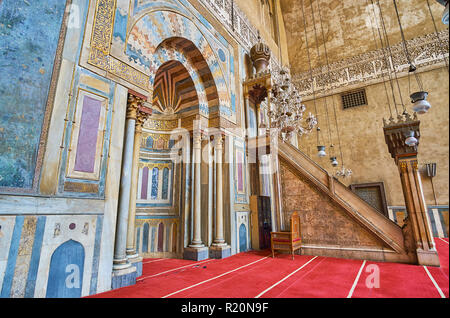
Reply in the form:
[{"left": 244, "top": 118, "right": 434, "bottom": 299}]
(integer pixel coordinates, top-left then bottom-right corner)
[
  {"left": 141, "top": 167, "right": 149, "bottom": 200},
  {"left": 46, "top": 240, "right": 85, "bottom": 298},
  {"left": 74, "top": 96, "right": 102, "bottom": 173},
  {"left": 158, "top": 223, "right": 164, "bottom": 252},
  {"left": 151, "top": 167, "right": 159, "bottom": 200},
  {"left": 142, "top": 223, "right": 149, "bottom": 253},
  {"left": 162, "top": 168, "right": 169, "bottom": 200},
  {"left": 237, "top": 152, "right": 244, "bottom": 193}
]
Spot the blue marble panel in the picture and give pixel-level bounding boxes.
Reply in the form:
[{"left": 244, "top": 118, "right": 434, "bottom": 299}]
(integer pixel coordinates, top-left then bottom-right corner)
[
  {"left": 46, "top": 240, "right": 85, "bottom": 298},
  {"left": 146, "top": 136, "right": 154, "bottom": 148},
  {"left": 162, "top": 168, "right": 169, "bottom": 200},
  {"left": 0, "top": 0, "right": 66, "bottom": 189},
  {"left": 239, "top": 224, "right": 247, "bottom": 253},
  {"left": 24, "top": 216, "right": 46, "bottom": 298},
  {"left": 142, "top": 223, "right": 149, "bottom": 253},
  {"left": 150, "top": 227, "right": 156, "bottom": 252},
  {"left": 136, "top": 227, "right": 141, "bottom": 253},
  {"left": 151, "top": 168, "right": 159, "bottom": 199}
]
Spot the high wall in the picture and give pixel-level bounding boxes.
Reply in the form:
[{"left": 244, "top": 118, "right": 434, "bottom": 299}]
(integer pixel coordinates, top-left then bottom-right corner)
[
  {"left": 281, "top": 0, "right": 448, "bottom": 74},
  {"left": 280, "top": 0, "right": 449, "bottom": 235},
  {"left": 0, "top": 0, "right": 286, "bottom": 298}
]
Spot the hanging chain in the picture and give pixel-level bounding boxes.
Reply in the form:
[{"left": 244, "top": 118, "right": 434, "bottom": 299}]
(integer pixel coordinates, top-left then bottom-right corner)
[
  {"left": 310, "top": 0, "right": 333, "bottom": 150},
  {"left": 426, "top": 0, "right": 449, "bottom": 73},
  {"left": 366, "top": 0, "right": 394, "bottom": 119},
  {"left": 300, "top": 0, "right": 321, "bottom": 146},
  {"left": 377, "top": 0, "right": 405, "bottom": 115}
]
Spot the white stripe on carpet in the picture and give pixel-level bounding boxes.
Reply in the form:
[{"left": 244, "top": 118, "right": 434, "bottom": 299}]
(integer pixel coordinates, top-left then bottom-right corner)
[
  {"left": 255, "top": 256, "right": 318, "bottom": 298},
  {"left": 138, "top": 259, "right": 214, "bottom": 281},
  {"left": 142, "top": 259, "right": 165, "bottom": 264},
  {"left": 423, "top": 266, "right": 446, "bottom": 298},
  {"left": 161, "top": 255, "right": 271, "bottom": 298},
  {"left": 439, "top": 237, "right": 449, "bottom": 245},
  {"left": 347, "top": 260, "right": 366, "bottom": 298}
]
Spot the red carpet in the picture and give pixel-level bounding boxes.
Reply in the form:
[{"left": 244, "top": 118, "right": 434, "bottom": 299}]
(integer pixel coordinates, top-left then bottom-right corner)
[
  {"left": 88, "top": 238, "right": 449, "bottom": 298},
  {"left": 258, "top": 256, "right": 366, "bottom": 298},
  {"left": 168, "top": 254, "right": 317, "bottom": 298}
]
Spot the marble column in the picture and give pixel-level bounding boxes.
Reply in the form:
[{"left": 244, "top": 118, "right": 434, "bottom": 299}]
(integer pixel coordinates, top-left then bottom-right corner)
[
  {"left": 125, "top": 108, "right": 149, "bottom": 276},
  {"left": 184, "top": 126, "right": 209, "bottom": 261},
  {"left": 210, "top": 134, "right": 231, "bottom": 259},
  {"left": 190, "top": 129, "right": 204, "bottom": 247},
  {"left": 213, "top": 134, "right": 225, "bottom": 246},
  {"left": 112, "top": 95, "right": 139, "bottom": 288}
]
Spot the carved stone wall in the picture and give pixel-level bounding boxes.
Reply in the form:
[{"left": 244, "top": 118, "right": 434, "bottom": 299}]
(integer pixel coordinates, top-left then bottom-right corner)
[{"left": 280, "top": 163, "right": 385, "bottom": 249}]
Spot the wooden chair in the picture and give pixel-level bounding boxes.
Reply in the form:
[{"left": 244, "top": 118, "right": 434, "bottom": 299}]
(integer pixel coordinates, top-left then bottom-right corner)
[{"left": 270, "top": 212, "right": 302, "bottom": 260}]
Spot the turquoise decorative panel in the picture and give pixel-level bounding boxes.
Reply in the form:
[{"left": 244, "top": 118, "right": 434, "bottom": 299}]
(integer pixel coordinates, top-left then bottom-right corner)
[
  {"left": 162, "top": 168, "right": 169, "bottom": 200},
  {"left": 142, "top": 223, "right": 149, "bottom": 253},
  {"left": 239, "top": 224, "right": 248, "bottom": 253},
  {"left": 151, "top": 168, "right": 159, "bottom": 200},
  {"left": 0, "top": 0, "right": 66, "bottom": 189}
]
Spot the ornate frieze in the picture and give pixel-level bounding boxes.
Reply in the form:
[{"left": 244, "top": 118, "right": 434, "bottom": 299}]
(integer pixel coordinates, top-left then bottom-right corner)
[
  {"left": 293, "top": 30, "right": 449, "bottom": 98},
  {"left": 90, "top": 0, "right": 115, "bottom": 54},
  {"left": 88, "top": 0, "right": 149, "bottom": 90},
  {"left": 138, "top": 162, "right": 172, "bottom": 170},
  {"left": 144, "top": 118, "right": 179, "bottom": 131}
]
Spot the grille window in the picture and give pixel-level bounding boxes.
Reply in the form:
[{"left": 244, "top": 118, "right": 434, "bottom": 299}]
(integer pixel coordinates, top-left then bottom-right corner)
[{"left": 341, "top": 89, "right": 367, "bottom": 109}]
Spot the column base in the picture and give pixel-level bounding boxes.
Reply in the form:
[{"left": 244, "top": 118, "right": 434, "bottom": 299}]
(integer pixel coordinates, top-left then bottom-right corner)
[
  {"left": 209, "top": 245, "right": 231, "bottom": 259},
  {"left": 112, "top": 257, "right": 131, "bottom": 271},
  {"left": 127, "top": 255, "right": 143, "bottom": 277},
  {"left": 111, "top": 265, "right": 137, "bottom": 290},
  {"left": 183, "top": 246, "right": 209, "bottom": 261},
  {"left": 416, "top": 249, "right": 441, "bottom": 267}
]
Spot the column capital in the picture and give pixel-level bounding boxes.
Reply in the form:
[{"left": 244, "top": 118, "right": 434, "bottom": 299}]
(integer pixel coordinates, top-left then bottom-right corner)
[
  {"left": 212, "top": 133, "right": 225, "bottom": 148},
  {"left": 135, "top": 109, "right": 150, "bottom": 133},
  {"left": 126, "top": 95, "right": 144, "bottom": 120},
  {"left": 193, "top": 130, "right": 203, "bottom": 149},
  {"left": 399, "top": 160, "right": 408, "bottom": 173}
]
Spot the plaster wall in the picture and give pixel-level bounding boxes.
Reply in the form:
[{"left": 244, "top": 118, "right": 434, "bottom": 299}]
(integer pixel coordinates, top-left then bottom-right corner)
[
  {"left": 297, "top": 66, "right": 449, "bottom": 207},
  {"left": 280, "top": 0, "right": 447, "bottom": 74}
]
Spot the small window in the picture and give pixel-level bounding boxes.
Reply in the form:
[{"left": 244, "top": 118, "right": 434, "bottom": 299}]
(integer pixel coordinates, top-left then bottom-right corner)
[{"left": 341, "top": 89, "right": 367, "bottom": 109}]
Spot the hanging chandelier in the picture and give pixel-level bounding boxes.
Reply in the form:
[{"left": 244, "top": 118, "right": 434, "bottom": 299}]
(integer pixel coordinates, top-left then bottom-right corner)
[
  {"left": 335, "top": 166, "right": 352, "bottom": 178},
  {"left": 268, "top": 67, "right": 317, "bottom": 142},
  {"left": 247, "top": 32, "right": 317, "bottom": 143}
]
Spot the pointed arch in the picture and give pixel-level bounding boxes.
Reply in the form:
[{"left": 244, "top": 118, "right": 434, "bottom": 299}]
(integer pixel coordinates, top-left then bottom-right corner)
[{"left": 46, "top": 240, "right": 85, "bottom": 298}]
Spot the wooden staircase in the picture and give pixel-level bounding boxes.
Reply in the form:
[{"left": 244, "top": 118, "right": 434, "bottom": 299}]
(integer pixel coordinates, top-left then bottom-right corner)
[{"left": 276, "top": 139, "right": 407, "bottom": 255}]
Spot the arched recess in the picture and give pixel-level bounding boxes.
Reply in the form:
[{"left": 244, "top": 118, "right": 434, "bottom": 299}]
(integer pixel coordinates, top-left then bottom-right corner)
[
  {"left": 152, "top": 60, "right": 200, "bottom": 115},
  {"left": 46, "top": 240, "right": 85, "bottom": 298},
  {"left": 126, "top": 10, "right": 229, "bottom": 115},
  {"left": 151, "top": 38, "right": 220, "bottom": 117},
  {"left": 239, "top": 224, "right": 248, "bottom": 253}
]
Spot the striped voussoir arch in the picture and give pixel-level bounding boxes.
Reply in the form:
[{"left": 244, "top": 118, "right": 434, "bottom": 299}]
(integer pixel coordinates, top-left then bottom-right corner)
[{"left": 152, "top": 38, "right": 220, "bottom": 115}]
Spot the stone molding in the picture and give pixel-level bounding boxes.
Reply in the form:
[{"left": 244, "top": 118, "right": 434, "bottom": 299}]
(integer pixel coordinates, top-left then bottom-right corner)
[{"left": 292, "top": 30, "right": 449, "bottom": 98}]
